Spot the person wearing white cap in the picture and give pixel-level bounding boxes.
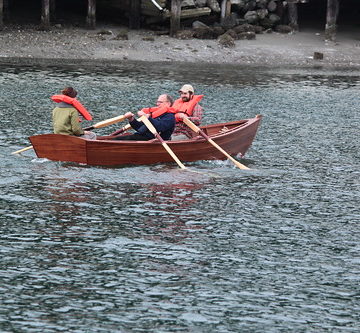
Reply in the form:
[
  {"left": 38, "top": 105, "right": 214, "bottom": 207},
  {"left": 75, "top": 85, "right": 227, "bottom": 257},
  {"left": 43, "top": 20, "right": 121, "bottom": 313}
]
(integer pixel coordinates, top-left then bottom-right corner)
[{"left": 171, "top": 84, "right": 204, "bottom": 140}]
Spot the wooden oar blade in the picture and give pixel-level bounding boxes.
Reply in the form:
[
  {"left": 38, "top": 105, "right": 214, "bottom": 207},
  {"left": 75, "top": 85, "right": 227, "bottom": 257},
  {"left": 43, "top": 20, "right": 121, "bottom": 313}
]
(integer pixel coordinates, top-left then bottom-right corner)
[
  {"left": 183, "top": 117, "right": 250, "bottom": 170},
  {"left": 208, "top": 138, "right": 250, "bottom": 170},
  {"left": 162, "top": 142, "right": 187, "bottom": 169}
]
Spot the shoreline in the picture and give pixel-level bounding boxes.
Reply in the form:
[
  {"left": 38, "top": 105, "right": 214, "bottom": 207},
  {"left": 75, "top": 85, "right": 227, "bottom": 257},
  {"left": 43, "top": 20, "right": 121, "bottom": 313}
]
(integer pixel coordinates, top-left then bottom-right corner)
[{"left": 1, "top": 26, "right": 360, "bottom": 69}]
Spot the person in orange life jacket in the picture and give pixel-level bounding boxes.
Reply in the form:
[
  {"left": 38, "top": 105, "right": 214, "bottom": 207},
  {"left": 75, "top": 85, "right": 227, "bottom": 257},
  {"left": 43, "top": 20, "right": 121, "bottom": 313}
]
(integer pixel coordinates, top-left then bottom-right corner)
[
  {"left": 114, "top": 94, "right": 175, "bottom": 141},
  {"left": 52, "top": 87, "right": 96, "bottom": 140},
  {"left": 172, "top": 84, "right": 204, "bottom": 140}
]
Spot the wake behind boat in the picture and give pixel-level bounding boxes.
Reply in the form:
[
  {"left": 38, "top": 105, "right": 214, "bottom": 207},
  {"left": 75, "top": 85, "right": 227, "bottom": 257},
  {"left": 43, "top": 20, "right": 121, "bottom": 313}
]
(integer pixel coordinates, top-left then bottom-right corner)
[{"left": 29, "top": 115, "right": 262, "bottom": 166}]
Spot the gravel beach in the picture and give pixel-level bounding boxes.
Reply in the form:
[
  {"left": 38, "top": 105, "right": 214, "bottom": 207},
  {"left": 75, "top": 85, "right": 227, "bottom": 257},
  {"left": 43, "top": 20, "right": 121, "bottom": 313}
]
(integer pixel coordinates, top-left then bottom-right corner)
[{"left": 1, "top": 24, "right": 360, "bottom": 68}]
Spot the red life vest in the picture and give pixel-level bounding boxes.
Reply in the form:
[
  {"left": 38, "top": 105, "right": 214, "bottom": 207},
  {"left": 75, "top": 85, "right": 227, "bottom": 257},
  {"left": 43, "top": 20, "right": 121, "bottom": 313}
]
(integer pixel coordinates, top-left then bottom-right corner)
[
  {"left": 172, "top": 95, "right": 203, "bottom": 120},
  {"left": 51, "top": 95, "right": 93, "bottom": 121},
  {"left": 141, "top": 104, "right": 175, "bottom": 118}
]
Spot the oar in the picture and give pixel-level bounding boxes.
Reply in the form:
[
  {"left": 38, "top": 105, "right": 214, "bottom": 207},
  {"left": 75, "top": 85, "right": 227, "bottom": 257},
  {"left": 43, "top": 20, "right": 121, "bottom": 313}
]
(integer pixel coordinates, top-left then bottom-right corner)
[
  {"left": 139, "top": 115, "right": 187, "bottom": 170},
  {"left": 183, "top": 117, "right": 250, "bottom": 170},
  {"left": 109, "top": 115, "right": 147, "bottom": 136},
  {"left": 84, "top": 114, "right": 127, "bottom": 130},
  {"left": 12, "top": 114, "right": 128, "bottom": 155},
  {"left": 109, "top": 123, "right": 132, "bottom": 136},
  {"left": 11, "top": 145, "right": 34, "bottom": 155}
]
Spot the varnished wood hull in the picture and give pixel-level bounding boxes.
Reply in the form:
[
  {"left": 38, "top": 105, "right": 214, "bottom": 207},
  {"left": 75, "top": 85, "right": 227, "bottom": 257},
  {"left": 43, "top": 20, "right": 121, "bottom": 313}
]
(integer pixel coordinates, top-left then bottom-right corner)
[{"left": 29, "top": 116, "right": 262, "bottom": 166}]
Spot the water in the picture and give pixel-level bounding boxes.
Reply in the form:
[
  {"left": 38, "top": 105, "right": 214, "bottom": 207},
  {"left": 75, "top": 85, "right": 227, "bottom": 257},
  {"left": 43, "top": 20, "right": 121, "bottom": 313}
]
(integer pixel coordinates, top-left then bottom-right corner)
[{"left": 0, "top": 62, "right": 359, "bottom": 332}]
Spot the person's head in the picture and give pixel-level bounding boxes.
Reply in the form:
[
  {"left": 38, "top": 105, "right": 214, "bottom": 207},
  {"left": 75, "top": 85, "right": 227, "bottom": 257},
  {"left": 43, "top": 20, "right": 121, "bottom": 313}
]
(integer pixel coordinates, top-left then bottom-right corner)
[
  {"left": 178, "top": 84, "right": 194, "bottom": 102},
  {"left": 156, "top": 94, "right": 174, "bottom": 107},
  {"left": 62, "top": 87, "right": 77, "bottom": 98}
]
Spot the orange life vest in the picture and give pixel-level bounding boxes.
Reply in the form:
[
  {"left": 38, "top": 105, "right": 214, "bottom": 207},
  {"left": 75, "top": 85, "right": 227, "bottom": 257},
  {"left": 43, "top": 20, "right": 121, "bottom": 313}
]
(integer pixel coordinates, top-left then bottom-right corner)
[
  {"left": 51, "top": 95, "right": 93, "bottom": 121},
  {"left": 172, "top": 95, "right": 203, "bottom": 120},
  {"left": 141, "top": 104, "right": 175, "bottom": 118}
]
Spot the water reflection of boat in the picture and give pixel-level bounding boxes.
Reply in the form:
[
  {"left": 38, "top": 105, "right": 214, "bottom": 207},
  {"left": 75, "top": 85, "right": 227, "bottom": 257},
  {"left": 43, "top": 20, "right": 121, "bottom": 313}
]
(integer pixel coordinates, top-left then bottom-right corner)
[{"left": 29, "top": 116, "right": 262, "bottom": 166}]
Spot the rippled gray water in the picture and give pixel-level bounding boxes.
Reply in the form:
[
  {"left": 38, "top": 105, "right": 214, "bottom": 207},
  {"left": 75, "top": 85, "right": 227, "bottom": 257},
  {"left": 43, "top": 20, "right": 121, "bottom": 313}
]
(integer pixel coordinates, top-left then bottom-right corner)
[{"left": 0, "top": 62, "right": 359, "bottom": 332}]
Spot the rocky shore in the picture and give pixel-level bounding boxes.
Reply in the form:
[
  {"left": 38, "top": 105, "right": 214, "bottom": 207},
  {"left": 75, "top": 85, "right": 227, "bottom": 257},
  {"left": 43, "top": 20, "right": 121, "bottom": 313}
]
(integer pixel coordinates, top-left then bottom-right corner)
[{"left": 1, "top": 24, "right": 360, "bottom": 68}]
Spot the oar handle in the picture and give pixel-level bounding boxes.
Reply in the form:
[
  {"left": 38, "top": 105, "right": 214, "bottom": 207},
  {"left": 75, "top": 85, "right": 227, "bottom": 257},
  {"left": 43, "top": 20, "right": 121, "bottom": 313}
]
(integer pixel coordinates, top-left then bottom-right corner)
[
  {"left": 109, "top": 116, "right": 142, "bottom": 136},
  {"left": 12, "top": 145, "right": 33, "bottom": 155},
  {"left": 183, "top": 117, "right": 250, "bottom": 170},
  {"left": 109, "top": 123, "right": 132, "bottom": 136},
  {"left": 139, "top": 115, "right": 187, "bottom": 169},
  {"left": 84, "top": 114, "right": 128, "bottom": 131}
]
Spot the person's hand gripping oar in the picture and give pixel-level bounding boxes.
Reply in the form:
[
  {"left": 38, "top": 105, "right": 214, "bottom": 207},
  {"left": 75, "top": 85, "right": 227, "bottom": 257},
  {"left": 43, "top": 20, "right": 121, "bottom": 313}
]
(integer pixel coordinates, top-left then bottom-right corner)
[
  {"left": 11, "top": 114, "right": 129, "bottom": 155},
  {"left": 183, "top": 117, "right": 250, "bottom": 170}
]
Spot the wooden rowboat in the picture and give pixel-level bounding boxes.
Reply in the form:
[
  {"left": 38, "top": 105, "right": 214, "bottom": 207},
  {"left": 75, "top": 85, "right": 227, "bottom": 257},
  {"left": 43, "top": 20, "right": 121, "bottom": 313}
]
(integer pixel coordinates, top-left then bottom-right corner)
[{"left": 29, "top": 115, "right": 262, "bottom": 166}]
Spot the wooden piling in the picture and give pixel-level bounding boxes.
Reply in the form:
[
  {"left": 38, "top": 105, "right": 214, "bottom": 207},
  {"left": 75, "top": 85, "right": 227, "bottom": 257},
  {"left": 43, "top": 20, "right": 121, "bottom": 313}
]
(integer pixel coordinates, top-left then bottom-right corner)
[
  {"left": 41, "top": 0, "right": 50, "bottom": 30},
  {"left": 170, "top": 0, "right": 181, "bottom": 37},
  {"left": 220, "top": 0, "right": 231, "bottom": 24},
  {"left": 50, "top": 0, "right": 56, "bottom": 21},
  {"left": 325, "top": 0, "right": 339, "bottom": 41},
  {"left": 288, "top": 3, "right": 298, "bottom": 31},
  {"left": 86, "top": 0, "right": 96, "bottom": 29},
  {"left": 0, "top": 0, "right": 3, "bottom": 30},
  {"left": 129, "top": 0, "right": 141, "bottom": 29}
]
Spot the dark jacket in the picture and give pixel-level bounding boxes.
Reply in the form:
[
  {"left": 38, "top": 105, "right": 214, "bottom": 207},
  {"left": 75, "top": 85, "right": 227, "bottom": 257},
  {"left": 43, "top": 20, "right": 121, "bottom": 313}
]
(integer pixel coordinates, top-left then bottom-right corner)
[{"left": 129, "top": 113, "right": 175, "bottom": 140}]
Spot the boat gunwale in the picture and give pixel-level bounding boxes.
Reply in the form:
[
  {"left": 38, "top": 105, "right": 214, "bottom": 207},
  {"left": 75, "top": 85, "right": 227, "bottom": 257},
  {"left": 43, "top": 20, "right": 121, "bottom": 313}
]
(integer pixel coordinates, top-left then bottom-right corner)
[{"left": 90, "top": 116, "right": 261, "bottom": 145}]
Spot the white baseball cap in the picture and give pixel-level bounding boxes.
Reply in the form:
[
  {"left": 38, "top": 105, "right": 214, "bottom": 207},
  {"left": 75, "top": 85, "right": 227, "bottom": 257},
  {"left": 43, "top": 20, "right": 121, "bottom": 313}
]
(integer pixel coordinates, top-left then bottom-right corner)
[{"left": 179, "top": 84, "right": 194, "bottom": 93}]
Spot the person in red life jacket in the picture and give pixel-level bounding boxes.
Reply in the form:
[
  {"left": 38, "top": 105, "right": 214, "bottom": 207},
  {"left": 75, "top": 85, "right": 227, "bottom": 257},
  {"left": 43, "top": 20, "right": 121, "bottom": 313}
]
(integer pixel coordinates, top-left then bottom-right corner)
[
  {"left": 114, "top": 94, "right": 175, "bottom": 141},
  {"left": 51, "top": 87, "right": 96, "bottom": 140},
  {"left": 172, "top": 84, "right": 204, "bottom": 140}
]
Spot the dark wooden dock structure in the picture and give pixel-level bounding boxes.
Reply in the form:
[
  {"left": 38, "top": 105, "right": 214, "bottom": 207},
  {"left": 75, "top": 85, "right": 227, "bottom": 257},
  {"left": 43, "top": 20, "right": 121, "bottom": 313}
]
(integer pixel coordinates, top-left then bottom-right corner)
[{"left": 0, "top": 1, "right": 358, "bottom": 41}]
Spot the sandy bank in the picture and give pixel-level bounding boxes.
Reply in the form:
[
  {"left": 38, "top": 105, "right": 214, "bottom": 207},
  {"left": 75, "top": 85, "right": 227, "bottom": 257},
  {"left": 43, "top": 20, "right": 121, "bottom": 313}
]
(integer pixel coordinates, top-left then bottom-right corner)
[{"left": 1, "top": 25, "right": 360, "bottom": 69}]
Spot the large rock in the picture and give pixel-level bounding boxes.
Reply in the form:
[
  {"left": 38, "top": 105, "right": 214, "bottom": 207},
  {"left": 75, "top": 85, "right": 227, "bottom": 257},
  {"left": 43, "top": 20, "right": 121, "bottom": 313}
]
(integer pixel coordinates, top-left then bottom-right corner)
[
  {"left": 244, "top": 11, "right": 258, "bottom": 24},
  {"left": 221, "top": 13, "right": 239, "bottom": 30},
  {"left": 192, "top": 20, "right": 209, "bottom": 29},
  {"left": 269, "top": 13, "right": 281, "bottom": 25},
  {"left": 218, "top": 33, "right": 235, "bottom": 47},
  {"left": 213, "top": 26, "right": 226, "bottom": 37},
  {"left": 253, "top": 25, "right": 264, "bottom": 34},
  {"left": 114, "top": 29, "right": 128, "bottom": 40},
  {"left": 233, "top": 23, "right": 256, "bottom": 33},
  {"left": 256, "top": 9, "right": 268, "bottom": 20},
  {"left": 181, "top": 0, "right": 196, "bottom": 7},
  {"left": 193, "top": 26, "right": 216, "bottom": 39},
  {"left": 256, "top": 0, "right": 268, "bottom": 9},
  {"left": 237, "top": 31, "right": 256, "bottom": 40},
  {"left": 236, "top": 23, "right": 263, "bottom": 34},
  {"left": 259, "top": 17, "right": 274, "bottom": 29},
  {"left": 267, "top": 0, "right": 277, "bottom": 12},
  {"left": 207, "top": 0, "right": 221, "bottom": 12},
  {"left": 225, "top": 29, "right": 238, "bottom": 40},
  {"left": 176, "top": 30, "right": 194, "bottom": 39},
  {"left": 195, "top": 0, "right": 207, "bottom": 7},
  {"left": 243, "top": 0, "right": 256, "bottom": 12},
  {"left": 275, "top": 25, "right": 293, "bottom": 34}
]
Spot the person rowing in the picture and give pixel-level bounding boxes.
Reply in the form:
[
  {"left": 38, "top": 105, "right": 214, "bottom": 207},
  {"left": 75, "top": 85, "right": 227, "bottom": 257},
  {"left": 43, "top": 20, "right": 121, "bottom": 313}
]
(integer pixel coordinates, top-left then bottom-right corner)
[{"left": 113, "top": 94, "right": 175, "bottom": 141}]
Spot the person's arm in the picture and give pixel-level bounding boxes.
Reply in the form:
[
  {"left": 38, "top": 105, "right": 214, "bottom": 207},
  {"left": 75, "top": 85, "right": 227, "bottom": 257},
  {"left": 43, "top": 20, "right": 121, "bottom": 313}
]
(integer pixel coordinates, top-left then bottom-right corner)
[
  {"left": 70, "top": 109, "right": 84, "bottom": 136},
  {"left": 129, "top": 114, "right": 153, "bottom": 138},
  {"left": 138, "top": 107, "right": 152, "bottom": 117},
  {"left": 149, "top": 113, "right": 175, "bottom": 133},
  {"left": 187, "top": 104, "right": 203, "bottom": 125}
]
